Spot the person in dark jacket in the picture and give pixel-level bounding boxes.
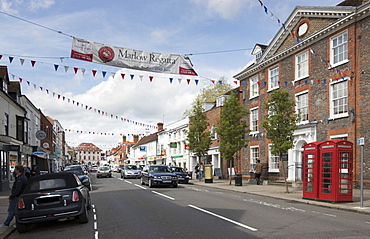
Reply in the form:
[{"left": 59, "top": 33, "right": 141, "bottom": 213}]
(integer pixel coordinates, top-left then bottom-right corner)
[
  {"left": 0, "top": 165, "right": 27, "bottom": 227},
  {"left": 254, "top": 160, "right": 263, "bottom": 185}
]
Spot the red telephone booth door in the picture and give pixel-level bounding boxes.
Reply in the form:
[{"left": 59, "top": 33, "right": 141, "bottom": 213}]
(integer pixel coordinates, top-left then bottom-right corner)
[
  {"left": 318, "top": 140, "right": 353, "bottom": 202},
  {"left": 302, "top": 142, "right": 323, "bottom": 200}
]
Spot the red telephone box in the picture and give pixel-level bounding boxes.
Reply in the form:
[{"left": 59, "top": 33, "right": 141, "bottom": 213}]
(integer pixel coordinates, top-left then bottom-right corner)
[
  {"left": 318, "top": 139, "right": 353, "bottom": 202},
  {"left": 302, "top": 141, "right": 323, "bottom": 200}
]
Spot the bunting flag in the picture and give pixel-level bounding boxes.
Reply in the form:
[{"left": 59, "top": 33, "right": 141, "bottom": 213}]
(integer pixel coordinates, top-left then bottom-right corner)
[
  {"left": 14, "top": 74, "right": 159, "bottom": 129},
  {"left": 0, "top": 53, "right": 233, "bottom": 86}
]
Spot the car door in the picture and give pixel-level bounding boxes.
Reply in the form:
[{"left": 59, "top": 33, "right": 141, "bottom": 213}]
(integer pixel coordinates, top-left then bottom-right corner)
[{"left": 141, "top": 166, "right": 149, "bottom": 184}]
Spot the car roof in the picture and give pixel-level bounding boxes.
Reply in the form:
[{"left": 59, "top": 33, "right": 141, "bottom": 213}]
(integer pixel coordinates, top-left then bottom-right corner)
[{"left": 24, "top": 172, "right": 79, "bottom": 193}]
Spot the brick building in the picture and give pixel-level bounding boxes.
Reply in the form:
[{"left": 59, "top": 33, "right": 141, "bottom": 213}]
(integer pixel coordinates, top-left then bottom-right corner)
[{"left": 234, "top": 0, "right": 370, "bottom": 186}]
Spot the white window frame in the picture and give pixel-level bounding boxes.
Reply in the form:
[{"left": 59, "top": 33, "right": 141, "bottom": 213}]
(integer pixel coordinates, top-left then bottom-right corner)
[
  {"left": 250, "top": 107, "right": 259, "bottom": 134},
  {"left": 268, "top": 144, "right": 280, "bottom": 173},
  {"left": 330, "top": 134, "right": 348, "bottom": 140},
  {"left": 295, "top": 90, "right": 309, "bottom": 124},
  {"left": 295, "top": 51, "right": 309, "bottom": 81},
  {"left": 249, "top": 76, "right": 259, "bottom": 99},
  {"left": 268, "top": 66, "right": 279, "bottom": 91},
  {"left": 250, "top": 146, "right": 259, "bottom": 172},
  {"left": 330, "top": 31, "right": 348, "bottom": 67},
  {"left": 330, "top": 78, "right": 348, "bottom": 119}
]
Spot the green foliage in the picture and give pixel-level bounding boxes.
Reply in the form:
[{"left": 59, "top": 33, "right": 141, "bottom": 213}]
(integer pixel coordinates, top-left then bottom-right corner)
[
  {"left": 187, "top": 100, "right": 212, "bottom": 159},
  {"left": 183, "top": 77, "right": 233, "bottom": 117},
  {"left": 261, "top": 88, "right": 299, "bottom": 157},
  {"left": 216, "top": 93, "right": 250, "bottom": 161}
]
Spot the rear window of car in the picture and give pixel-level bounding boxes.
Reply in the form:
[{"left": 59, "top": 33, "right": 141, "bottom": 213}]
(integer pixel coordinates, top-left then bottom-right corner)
[
  {"left": 99, "top": 167, "right": 109, "bottom": 171},
  {"left": 29, "top": 178, "right": 67, "bottom": 191}
]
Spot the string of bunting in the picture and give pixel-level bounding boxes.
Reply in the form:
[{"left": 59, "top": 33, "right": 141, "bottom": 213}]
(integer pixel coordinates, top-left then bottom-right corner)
[
  {"left": 254, "top": 0, "right": 347, "bottom": 72},
  {"left": 7, "top": 72, "right": 158, "bottom": 129},
  {"left": 0, "top": 54, "right": 238, "bottom": 86},
  {"left": 58, "top": 127, "right": 149, "bottom": 138}
]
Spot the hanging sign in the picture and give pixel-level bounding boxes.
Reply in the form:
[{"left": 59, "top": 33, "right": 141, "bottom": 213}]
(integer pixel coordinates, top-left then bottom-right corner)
[{"left": 70, "top": 37, "right": 197, "bottom": 76}]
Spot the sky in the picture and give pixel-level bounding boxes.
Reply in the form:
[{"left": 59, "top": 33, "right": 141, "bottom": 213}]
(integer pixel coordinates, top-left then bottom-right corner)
[{"left": 0, "top": 0, "right": 341, "bottom": 150}]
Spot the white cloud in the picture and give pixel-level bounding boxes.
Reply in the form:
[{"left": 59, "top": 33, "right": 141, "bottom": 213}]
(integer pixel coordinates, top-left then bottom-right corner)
[
  {"left": 29, "top": 0, "right": 55, "bottom": 11},
  {"left": 190, "top": 0, "right": 249, "bottom": 20}
]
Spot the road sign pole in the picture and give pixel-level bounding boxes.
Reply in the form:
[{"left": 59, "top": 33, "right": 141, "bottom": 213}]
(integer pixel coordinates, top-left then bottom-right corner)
[{"left": 360, "top": 144, "right": 364, "bottom": 208}]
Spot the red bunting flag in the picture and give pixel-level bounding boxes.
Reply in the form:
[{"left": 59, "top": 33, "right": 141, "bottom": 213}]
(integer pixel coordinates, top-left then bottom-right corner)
[
  {"left": 121, "top": 73, "right": 125, "bottom": 79},
  {"left": 149, "top": 76, "right": 153, "bottom": 82},
  {"left": 187, "top": 79, "right": 190, "bottom": 84},
  {"left": 58, "top": 94, "right": 61, "bottom": 99},
  {"left": 92, "top": 70, "right": 97, "bottom": 76},
  {"left": 31, "top": 60, "right": 36, "bottom": 67},
  {"left": 74, "top": 68, "right": 78, "bottom": 74},
  {"left": 19, "top": 78, "right": 22, "bottom": 83},
  {"left": 233, "top": 81, "right": 238, "bottom": 84},
  {"left": 211, "top": 80, "right": 215, "bottom": 84}
]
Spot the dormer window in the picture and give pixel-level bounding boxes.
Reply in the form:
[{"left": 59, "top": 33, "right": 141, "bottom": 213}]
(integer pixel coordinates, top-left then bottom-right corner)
[
  {"left": 216, "top": 95, "right": 230, "bottom": 107},
  {"left": 252, "top": 44, "right": 267, "bottom": 62}
]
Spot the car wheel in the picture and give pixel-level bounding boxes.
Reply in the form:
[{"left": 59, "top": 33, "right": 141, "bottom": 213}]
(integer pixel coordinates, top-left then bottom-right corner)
[
  {"left": 78, "top": 205, "right": 89, "bottom": 223},
  {"left": 141, "top": 177, "right": 145, "bottom": 185},
  {"left": 149, "top": 179, "right": 153, "bottom": 188},
  {"left": 16, "top": 222, "right": 29, "bottom": 233},
  {"left": 173, "top": 183, "right": 178, "bottom": 188},
  {"left": 184, "top": 179, "right": 189, "bottom": 184}
]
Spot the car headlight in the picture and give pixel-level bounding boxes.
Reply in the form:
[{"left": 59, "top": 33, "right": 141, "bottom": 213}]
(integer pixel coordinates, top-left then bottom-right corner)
[
  {"left": 185, "top": 176, "right": 190, "bottom": 178},
  {"left": 172, "top": 176, "right": 177, "bottom": 179},
  {"left": 153, "top": 176, "right": 160, "bottom": 179}
]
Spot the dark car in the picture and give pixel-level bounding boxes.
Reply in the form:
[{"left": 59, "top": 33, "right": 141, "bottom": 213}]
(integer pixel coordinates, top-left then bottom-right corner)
[
  {"left": 121, "top": 164, "right": 141, "bottom": 179},
  {"left": 140, "top": 165, "right": 178, "bottom": 188},
  {"left": 64, "top": 165, "right": 92, "bottom": 190},
  {"left": 117, "top": 165, "right": 125, "bottom": 173},
  {"left": 15, "top": 172, "right": 92, "bottom": 233},
  {"left": 170, "top": 166, "right": 190, "bottom": 184}
]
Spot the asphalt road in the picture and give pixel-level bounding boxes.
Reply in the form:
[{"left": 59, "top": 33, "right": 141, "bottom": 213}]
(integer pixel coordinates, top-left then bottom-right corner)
[{"left": 8, "top": 173, "right": 370, "bottom": 239}]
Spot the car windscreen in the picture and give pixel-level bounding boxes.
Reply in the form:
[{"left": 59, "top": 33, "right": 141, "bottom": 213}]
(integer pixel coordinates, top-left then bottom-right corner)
[
  {"left": 150, "top": 166, "right": 172, "bottom": 173},
  {"left": 125, "top": 165, "right": 138, "bottom": 170},
  {"left": 99, "top": 167, "right": 109, "bottom": 171}
]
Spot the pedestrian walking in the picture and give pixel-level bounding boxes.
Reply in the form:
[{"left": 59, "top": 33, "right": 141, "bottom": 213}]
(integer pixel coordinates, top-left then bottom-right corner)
[
  {"left": 0, "top": 165, "right": 27, "bottom": 227},
  {"left": 30, "top": 165, "right": 39, "bottom": 177},
  {"left": 254, "top": 160, "right": 263, "bottom": 185},
  {"left": 195, "top": 163, "right": 200, "bottom": 180},
  {"left": 199, "top": 162, "right": 204, "bottom": 181}
]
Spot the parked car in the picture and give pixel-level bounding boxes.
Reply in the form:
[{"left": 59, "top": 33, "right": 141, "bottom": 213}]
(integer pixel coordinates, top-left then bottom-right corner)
[
  {"left": 15, "top": 172, "right": 92, "bottom": 233},
  {"left": 121, "top": 165, "right": 141, "bottom": 179},
  {"left": 97, "top": 166, "right": 112, "bottom": 178},
  {"left": 91, "top": 165, "right": 98, "bottom": 172},
  {"left": 64, "top": 165, "right": 92, "bottom": 190},
  {"left": 117, "top": 165, "right": 125, "bottom": 173},
  {"left": 141, "top": 165, "right": 178, "bottom": 188},
  {"left": 112, "top": 165, "right": 119, "bottom": 173},
  {"left": 170, "top": 166, "right": 190, "bottom": 184}
]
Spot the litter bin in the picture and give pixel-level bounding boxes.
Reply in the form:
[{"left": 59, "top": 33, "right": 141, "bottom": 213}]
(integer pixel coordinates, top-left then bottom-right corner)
[
  {"left": 235, "top": 174, "right": 242, "bottom": 186},
  {"left": 204, "top": 164, "right": 213, "bottom": 183}
]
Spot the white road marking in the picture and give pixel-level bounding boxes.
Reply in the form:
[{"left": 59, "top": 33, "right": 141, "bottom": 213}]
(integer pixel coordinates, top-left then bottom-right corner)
[
  {"left": 118, "top": 178, "right": 123, "bottom": 181},
  {"left": 92, "top": 204, "right": 98, "bottom": 239},
  {"left": 188, "top": 205, "right": 258, "bottom": 232},
  {"left": 94, "top": 214, "right": 96, "bottom": 220},
  {"left": 124, "top": 180, "right": 132, "bottom": 184},
  {"left": 152, "top": 191, "right": 175, "bottom": 200},
  {"left": 94, "top": 221, "right": 97, "bottom": 230},
  {"left": 95, "top": 231, "right": 98, "bottom": 239},
  {"left": 135, "top": 184, "right": 147, "bottom": 189}
]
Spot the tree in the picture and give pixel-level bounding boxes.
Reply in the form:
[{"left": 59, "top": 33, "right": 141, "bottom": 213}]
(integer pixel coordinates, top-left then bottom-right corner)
[
  {"left": 261, "top": 88, "right": 299, "bottom": 193},
  {"left": 183, "top": 77, "right": 233, "bottom": 117},
  {"left": 216, "top": 92, "right": 250, "bottom": 185},
  {"left": 187, "top": 100, "right": 212, "bottom": 164}
]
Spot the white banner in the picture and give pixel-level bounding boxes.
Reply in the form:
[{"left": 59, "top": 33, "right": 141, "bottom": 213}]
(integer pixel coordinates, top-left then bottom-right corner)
[{"left": 70, "top": 37, "right": 197, "bottom": 76}]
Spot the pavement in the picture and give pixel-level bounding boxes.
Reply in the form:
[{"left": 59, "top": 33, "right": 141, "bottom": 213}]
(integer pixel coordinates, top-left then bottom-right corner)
[{"left": 1, "top": 178, "right": 370, "bottom": 238}]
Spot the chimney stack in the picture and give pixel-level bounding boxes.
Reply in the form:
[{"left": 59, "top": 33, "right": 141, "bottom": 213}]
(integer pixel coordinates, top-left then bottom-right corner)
[{"left": 133, "top": 134, "right": 139, "bottom": 143}]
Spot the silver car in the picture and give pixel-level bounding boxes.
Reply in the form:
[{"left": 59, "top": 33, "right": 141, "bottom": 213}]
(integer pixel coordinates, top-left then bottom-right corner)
[
  {"left": 96, "top": 166, "right": 112, "bottom": 178},
  {"left": 121, "top": 165, "right": 141, "bottom": 179}
]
